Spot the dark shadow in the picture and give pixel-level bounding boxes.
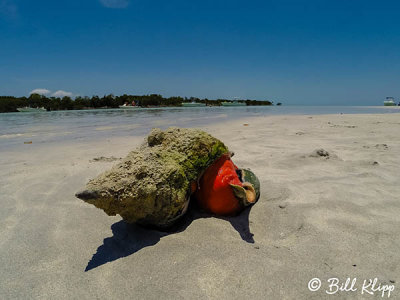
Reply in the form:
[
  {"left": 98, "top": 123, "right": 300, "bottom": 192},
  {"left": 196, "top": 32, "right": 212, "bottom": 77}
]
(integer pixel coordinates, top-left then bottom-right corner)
[
  {"left": 220, "top": 207, "right": 255, "bottom": 243},
  {"left": 85, "top": 201, "right": 255, "bottom": 271}
]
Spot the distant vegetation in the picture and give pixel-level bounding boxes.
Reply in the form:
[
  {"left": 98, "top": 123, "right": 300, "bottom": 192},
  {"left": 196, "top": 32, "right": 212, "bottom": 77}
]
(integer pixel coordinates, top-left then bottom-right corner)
[{"left": 0, "top": 93, "right": 276, "bottom": 113}]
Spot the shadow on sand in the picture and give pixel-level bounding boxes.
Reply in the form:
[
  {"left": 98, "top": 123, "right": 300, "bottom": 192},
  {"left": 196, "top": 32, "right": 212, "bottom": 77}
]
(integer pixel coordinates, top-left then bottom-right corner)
[{"left": 85, "top": 203, "right": 255, "bottom": 271}]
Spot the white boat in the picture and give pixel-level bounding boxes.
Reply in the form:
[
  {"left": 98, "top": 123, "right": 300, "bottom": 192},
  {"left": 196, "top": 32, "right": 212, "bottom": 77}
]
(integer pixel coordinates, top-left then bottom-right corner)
[
  {"left": 221, "top": 101, "right": 246, "bottom": 107},
  {"left": 17, "top": 107, "right": 47, "bottom": 112},
  {"left": 384, "top": 97, "right": 396, "bottom": 106},
  {"left": 118, "top": 104, "right": 140, "bottom": 109},
  {"left": 182, "top": 102, "right": 206, "bottom": 107}
]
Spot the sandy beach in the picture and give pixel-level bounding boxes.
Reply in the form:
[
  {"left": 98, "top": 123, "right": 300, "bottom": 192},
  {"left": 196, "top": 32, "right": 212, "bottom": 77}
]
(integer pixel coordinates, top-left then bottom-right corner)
[{"left": 1, "top": 112, "right": 399, "bottom": 299}]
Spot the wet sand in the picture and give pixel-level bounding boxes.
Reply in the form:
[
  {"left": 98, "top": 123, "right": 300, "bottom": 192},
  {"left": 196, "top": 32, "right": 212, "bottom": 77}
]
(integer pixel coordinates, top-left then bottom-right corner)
[{"left": 0, "top": 113, "right": 399, "bottom": 299}]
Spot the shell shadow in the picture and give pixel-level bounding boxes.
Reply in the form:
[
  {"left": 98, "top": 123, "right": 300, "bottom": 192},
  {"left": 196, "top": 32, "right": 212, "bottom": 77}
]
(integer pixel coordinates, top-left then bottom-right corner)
[{"left": 84, "top": 203, "right": 255, "bottom": 272}]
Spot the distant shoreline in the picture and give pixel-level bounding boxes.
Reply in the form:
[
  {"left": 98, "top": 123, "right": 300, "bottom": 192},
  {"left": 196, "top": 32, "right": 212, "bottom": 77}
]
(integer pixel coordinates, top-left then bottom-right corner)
[{"left": 0, "top": 93, "right": 276, "bottom": 113}]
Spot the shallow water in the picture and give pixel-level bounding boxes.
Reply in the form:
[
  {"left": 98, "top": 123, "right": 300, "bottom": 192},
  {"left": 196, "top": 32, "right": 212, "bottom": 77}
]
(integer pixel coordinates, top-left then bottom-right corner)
[{"left": 0, "top": 106, "right": 398, "bottom": 150}]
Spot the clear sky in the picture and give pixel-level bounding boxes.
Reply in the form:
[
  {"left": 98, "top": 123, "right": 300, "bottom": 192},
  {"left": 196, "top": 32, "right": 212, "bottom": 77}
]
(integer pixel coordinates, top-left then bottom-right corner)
[{"left": 1, "top": 0, "right": 399, "bottom": 105}]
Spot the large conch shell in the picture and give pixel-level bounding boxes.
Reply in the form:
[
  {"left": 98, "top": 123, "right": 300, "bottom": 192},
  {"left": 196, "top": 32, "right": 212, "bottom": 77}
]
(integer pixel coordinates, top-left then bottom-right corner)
[
  {"left": 76, "top": 127, "right": 229, "bottom": 227},
  {"left": 76, "top": 127, "right": 260, "bottom": 228}
]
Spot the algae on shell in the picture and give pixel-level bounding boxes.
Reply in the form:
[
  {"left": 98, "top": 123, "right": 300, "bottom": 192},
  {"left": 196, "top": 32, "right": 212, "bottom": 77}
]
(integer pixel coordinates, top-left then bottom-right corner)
[{"left": 76, "top": 127, "right": 229, "bottom": 227}]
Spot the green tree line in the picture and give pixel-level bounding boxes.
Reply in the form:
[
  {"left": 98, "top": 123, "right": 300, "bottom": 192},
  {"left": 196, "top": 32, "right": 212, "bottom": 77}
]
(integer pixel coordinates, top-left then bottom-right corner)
[{"left": 0, "top": 93, "right": 275, "bottom": 113}]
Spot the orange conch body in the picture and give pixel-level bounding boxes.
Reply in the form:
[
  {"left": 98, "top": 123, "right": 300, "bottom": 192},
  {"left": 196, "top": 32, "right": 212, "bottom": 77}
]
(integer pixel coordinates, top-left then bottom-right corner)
[{"left": 194, "top": 154, "right": 244, "bottom": 215}]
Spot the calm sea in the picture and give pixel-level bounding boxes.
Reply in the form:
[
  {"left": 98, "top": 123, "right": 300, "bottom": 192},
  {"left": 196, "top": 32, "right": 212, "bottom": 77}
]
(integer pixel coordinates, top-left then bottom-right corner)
[{"left": 0, "top": 106, "right": 399, "bottom": 150}]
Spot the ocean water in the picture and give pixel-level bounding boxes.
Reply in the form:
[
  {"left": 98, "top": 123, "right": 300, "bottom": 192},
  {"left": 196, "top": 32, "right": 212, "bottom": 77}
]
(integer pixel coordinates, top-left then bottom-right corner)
[{"left": 0, "top": 106, "right": 398, "bottom": 150}]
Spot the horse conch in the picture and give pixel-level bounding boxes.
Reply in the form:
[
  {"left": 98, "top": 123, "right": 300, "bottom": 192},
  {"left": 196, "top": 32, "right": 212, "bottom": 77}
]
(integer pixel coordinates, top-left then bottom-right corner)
[{"left": 76, "top": 127, "right": 260, "bottom": 228}]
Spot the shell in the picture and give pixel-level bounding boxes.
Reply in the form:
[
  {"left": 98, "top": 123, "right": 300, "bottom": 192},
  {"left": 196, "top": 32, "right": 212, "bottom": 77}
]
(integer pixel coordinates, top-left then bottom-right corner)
[{"left": 76, "top": 127, "right": 228, "bottom": 227}]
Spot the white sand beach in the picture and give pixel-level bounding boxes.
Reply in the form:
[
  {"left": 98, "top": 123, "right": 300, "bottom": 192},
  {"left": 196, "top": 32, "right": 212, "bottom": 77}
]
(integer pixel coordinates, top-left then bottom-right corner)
[{"left": 0, "top": 113, "right": 399, "bottom": 299}]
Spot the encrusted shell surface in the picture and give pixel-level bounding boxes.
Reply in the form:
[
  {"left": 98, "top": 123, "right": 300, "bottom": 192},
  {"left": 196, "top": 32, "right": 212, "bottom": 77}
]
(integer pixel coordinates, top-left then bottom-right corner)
[{"left": 76, "top": 127, "right": 229, "bottom": 227}]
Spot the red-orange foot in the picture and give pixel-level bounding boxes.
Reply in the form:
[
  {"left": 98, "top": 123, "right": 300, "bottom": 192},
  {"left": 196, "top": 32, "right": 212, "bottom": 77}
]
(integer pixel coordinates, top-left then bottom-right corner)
[{"left": 194, "top": 153, "right": 259, "bottom": 215}]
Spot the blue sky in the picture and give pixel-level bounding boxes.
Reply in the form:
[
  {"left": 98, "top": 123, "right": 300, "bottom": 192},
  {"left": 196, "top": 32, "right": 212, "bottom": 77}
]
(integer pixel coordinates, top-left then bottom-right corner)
[{"left": 1, "top": 0, "right": 399, "bottom": 105}]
